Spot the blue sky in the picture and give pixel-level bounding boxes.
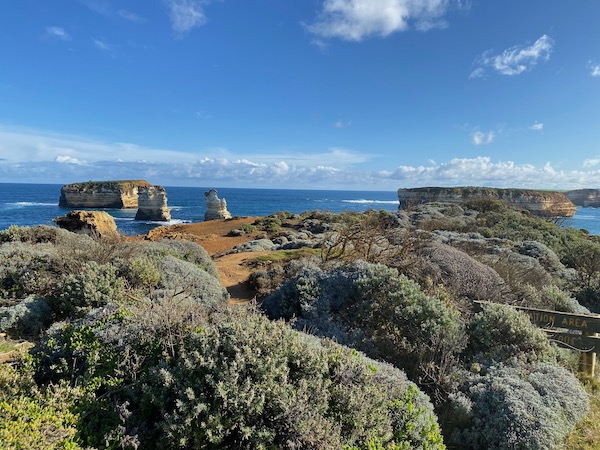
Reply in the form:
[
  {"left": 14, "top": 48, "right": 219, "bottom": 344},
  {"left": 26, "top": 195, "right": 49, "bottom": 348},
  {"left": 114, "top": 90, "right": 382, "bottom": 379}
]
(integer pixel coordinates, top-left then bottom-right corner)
[{"left": 1, "top": 0, "right": 600, "bottom": 190}]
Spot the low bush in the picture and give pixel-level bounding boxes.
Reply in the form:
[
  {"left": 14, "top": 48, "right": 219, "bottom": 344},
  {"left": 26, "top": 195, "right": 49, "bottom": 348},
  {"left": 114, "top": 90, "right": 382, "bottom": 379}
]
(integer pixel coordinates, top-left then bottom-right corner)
[
  {"left": 447, "top": 362, "right": 589, "bottom": 450},
  {"left": 0, "top": 296, "right": 51, "bottom": 337},
  {"left": 466, "top": 303, "right": 556, "bottom": 364},
  {"left": 34, "top": 303, "right": 445, "bottom": 449},
  {"left": 262, "top": 261, "right": 466, "bottom": 402}
]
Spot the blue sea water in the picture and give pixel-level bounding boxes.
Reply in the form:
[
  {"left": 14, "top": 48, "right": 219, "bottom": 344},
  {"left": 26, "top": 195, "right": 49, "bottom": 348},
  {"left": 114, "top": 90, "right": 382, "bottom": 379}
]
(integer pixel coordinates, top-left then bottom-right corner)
[
  {"left": 0, "top": 183, "right": 400, "bottom": 236},
  {"left": 1, "top": 183, "right": 599, "bottom": 236}
]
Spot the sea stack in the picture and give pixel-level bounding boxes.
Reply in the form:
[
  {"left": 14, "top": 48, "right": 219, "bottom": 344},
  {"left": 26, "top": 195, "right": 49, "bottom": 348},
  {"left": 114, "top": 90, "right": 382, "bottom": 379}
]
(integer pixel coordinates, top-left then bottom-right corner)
[
  {"left": 204, "top": 189, "right": 232, "bottom": 221},
  {"left": 135, "top": 185, "right": 171, "bottom": 222}
]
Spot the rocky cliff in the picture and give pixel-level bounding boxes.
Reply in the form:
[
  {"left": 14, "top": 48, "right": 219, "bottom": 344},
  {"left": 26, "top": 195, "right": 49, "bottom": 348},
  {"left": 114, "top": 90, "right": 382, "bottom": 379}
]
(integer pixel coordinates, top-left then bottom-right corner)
[
  {"left": 398, "top": 187, "right": 577, "bottom": 217},
  {"left": 135, "top": 185, "right": 171, "bottom": 222},
  {"left": 59, "top": 180, "right": 151, "bottom": 208},
  {"left": 204, "top": 189, "right": 232, "bottom": 221},
  {"left": 565, "top": 189, "right": 600, "bottom": 207}
]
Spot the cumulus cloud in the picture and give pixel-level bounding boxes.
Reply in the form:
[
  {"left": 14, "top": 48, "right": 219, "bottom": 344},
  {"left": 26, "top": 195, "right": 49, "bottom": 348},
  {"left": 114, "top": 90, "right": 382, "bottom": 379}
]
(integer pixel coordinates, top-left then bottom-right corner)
[
  {"left": 163, "top": 0, "right": 207, "bottom": 34},
  {"left": 529, "top": 122, "right": 544, "bottom": 131},
  {"left": 307, "top": 0, "right": 456, "bottom": 41},
  {"left": 471, "top": 131, "right": 495, "bottom": 145},
  {"left": 379, "top": 156, "right": 600, "bottom": 189},
  {"left": 3, "top": 125, "right": 600, "bottom": 189},
  {"left": 589, "top": 61, "right": 600, "bottom": 77},
  {"left": 471, "top": 35, "right": 553, "bottom": 78},
  {"left": 45, "top": 26, "right": 71, "bottom": 42},
  {"left": 583, "top": 159, "right": 600, "bottom": 168}
]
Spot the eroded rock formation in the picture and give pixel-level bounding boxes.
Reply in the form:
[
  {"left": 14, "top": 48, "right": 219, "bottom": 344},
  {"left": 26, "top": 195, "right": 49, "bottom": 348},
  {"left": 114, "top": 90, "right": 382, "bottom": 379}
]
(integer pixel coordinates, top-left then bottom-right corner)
[
  {"left": 204, "top": 189, "right": 232, "bottom": 221},
  {"left": 54, "top": 210, "right": 119, "bottom": 238},
  {"left": 59, "top": 180, "right": 151, "bottom": 208},
  {"left": 135, "top": 185, "right": 172, "bottom": 222},
  {"left": 565, "top": 189, "right": 600, "bottom": 207},
  {"left": 398, "top": 187, "right": 577, "bottom": 217}
]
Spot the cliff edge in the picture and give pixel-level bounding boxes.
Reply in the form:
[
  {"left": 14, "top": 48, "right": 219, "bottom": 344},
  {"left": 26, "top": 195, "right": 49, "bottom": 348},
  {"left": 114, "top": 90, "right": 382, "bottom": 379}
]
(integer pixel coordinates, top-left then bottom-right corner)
[
  {"left": 398, "top": 187, "right": 577, "bottom": 218},
  {"left": 565, "top": 189, "right": 600, "bottom": 207},
  {"left": 59, "top": 180, "right": 151, "bottom": 208}
]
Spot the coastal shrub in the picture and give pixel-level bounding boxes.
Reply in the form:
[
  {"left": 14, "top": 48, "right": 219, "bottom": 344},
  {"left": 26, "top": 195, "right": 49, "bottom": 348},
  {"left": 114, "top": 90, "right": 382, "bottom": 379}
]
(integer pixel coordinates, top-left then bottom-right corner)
[
  {"left": 134, "top": 313, "right": 444, "bottom": 450},
  {"left": 34, "top": 303, "right": 445, "bottom": 449},
  {"left": 415, "top": 242, "right": 508, "bottom": 306},
  {"left": 0, "top": 242, "right": 61, "bottom": 300},
  {"left": 0, "top": 296, "right": 51, "bottom": 337},
  {"left": 447, "top": 362, "right": 589, "bottom": 450},
  {"left": 120, "top": 256, "right": 162, "bottom": 291},
  {"left": 466, "top": 303, "right": 555, "bottom": 364},
  {"left": 562, "top": 239, "right": 600, "bottom": 288},
  {"left": 522, "top": 284, "right": 589, "bottom": 314},
  {"left": 253, "top": 216, "right": 282, "bottom": 233},
  {"left": 130, "top": 239, "right": 218, "bottom": 278},
  {"left": 157, "top": 255, "right": 229, "bottom": 307},
  {"left": 262, "top": 261, "right": 466, "bottom": 401},
  {"left": 0, "top": 363, "right": 83, "bottom": 450},
  {"left": 49, "top": 261, "right": 126, "bottom": 318}
]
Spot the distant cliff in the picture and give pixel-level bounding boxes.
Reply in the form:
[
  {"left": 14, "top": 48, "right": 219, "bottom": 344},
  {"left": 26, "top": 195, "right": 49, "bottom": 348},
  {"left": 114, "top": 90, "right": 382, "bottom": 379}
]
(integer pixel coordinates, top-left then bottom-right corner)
[
  {"left": 135, "top": 185, "right": 171, "bottom": 222},
  {"left": 398, "top": 187, "right": 577, "bottom": 217},
  {"left": 59, "top": 180, "right": 151, "bottom": 208},
  {"left": 565, "top": 189, "right": 600, "bottom": 207}
]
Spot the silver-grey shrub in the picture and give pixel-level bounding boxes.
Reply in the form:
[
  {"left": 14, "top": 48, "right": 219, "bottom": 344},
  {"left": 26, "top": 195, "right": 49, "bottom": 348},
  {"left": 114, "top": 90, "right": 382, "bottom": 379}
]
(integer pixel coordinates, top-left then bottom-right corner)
[
  {"left": 0, "top": 296, "right": 51, "bottom": 337},
  {"left": 466, "top": 303, "right": 556, "bottom": 364},
  {"left": 262, "top": 261, "right": 466, "bottom": 399},
  {"left": 448, "top": 362, "right": 588, "bottom": 450},
  {"left": 157, "top": 255, "right": 228, "bottom": 308}
]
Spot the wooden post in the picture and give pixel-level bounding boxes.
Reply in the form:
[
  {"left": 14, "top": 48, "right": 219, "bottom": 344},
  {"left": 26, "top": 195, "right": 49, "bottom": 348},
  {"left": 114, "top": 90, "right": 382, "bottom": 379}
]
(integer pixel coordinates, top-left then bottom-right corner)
[{"left": 580, "top": 332, "right": 597, "bottom": 376}]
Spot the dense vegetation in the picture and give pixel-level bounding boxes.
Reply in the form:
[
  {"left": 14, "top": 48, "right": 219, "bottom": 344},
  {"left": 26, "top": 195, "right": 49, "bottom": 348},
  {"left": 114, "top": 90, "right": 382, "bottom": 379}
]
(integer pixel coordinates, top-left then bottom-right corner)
[{"left": 2, "top": 200, "right": 600, "bottom": 449}]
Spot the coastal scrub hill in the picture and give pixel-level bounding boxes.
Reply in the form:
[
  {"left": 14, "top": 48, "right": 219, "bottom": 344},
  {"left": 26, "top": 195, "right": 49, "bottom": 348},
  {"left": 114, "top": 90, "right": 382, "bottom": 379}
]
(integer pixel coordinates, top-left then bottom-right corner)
[{"left": 2, "top": 198, "right": 600, "bottom": 449}]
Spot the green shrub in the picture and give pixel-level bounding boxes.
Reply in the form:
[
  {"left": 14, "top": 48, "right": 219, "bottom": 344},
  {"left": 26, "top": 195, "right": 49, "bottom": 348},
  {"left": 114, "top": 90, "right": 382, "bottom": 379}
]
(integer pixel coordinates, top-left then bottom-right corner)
[
  {"left": 262, "top": 261, "right": 466, "bottom": 401},
  {"left": 0, "top": 362, "right": 83, "bottom": 450},
  {"left": 448, "top": 362, "right": 589, "bottom": 450},
  {"left": 50, "top": 261, "right": 126, "bottom": 318},
  {"left": 466, "top": 303, "right": 555, "bottom": 364}
]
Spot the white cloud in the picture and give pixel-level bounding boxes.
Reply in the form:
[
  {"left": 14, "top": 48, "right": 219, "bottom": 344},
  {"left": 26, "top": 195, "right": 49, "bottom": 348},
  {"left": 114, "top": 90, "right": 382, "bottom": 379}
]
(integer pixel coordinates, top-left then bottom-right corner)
[
  {"left": 93, "top": 38, "right": 112, "bottom": 52},
  {"left": 45, "top": 26, "right": 71, "bottom": 42},
  {"left": 471, "top": 131, "right": 495, "bottom": 145},
  {"left": 583, "top": 159, "right": 600, "bottom": 168},
  {"left": 307, "top": 0, "right": 455, "bottom": 41},
  {"left": 589, "top": 61, "right": 600, "bottom": 77},
  {"left": 529, "top": 122, "right": 544, "bottom": 131},
  {"left": 3, "top": 125, "right": 600, "bottom": 189},
  {"left": 334, "top": 119, "right": 352, "bottom": 128},
  {"left": 55, "top": 155, "right": 83, "bottom": 165},
  {"left": 472, "top": 35, "right": 553, "bottom": 77},
  {"left": 118, "top": 9, "right": 146, "bottom": 23},
  {"left": 163, "top": 0, "right": 207, "bottom": 34}
]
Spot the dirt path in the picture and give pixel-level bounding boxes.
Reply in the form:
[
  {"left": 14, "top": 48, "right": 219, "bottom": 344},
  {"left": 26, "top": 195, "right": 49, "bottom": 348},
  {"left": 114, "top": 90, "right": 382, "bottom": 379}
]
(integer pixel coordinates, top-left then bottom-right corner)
[{"left": 142, "top": 217, "right": 275, "bottom": 303}]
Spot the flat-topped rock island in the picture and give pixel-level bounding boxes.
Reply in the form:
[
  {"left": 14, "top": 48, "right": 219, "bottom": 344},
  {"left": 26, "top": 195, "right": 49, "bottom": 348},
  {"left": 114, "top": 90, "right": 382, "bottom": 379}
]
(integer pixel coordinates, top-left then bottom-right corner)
[
  {"left": 58, "top": 180, "right": 171, "bottom": 222},
  {"left": 398, "top": 186, "right": 577, "bottom": 218}
]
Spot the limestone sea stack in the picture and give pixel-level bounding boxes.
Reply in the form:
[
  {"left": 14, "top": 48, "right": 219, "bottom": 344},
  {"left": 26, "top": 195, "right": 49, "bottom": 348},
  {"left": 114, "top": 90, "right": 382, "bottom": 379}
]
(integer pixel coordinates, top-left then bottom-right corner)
[
  {"left": 398, "top": 187, "right": 577, "bottom": 218},
  {"left": 59, "top": 180, "right": 151, "bottom": 208},
  {"left": 204, "top": 189, "right": 232, "bottom": 221},
  {"left": 54, "top": 210, "right": 119, "bottom": 238},
  {"left": 565, "top": 189, "right": 600, "bottom": 207},
  {"left": 135, "top": 185, "right": 172, "bottom": 222}
]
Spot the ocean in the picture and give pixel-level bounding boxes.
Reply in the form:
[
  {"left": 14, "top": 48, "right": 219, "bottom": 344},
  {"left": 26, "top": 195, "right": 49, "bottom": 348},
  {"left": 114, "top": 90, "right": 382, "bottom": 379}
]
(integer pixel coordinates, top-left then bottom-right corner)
[{"left": 1, "top": 183, "right": 598, "bottom": 236}]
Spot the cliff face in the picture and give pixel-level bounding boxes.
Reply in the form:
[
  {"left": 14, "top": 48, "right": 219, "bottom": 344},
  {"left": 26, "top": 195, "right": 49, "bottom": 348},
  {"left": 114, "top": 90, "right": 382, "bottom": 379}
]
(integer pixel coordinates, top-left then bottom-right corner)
[
  {"left": 204, "top": 189, "right": 232, "bottom": 221},
  {"left": 398, "top": 187, "right": 577, "bottom": 218},
  {"left": 565, "top": 189, "right": 600, "bottom": 207},
  {"left": 135, "top": 186, "right": 171, "bottom": 222},
  {"left": 59, "top": 180, "right": 151, "bottom": 208}
]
